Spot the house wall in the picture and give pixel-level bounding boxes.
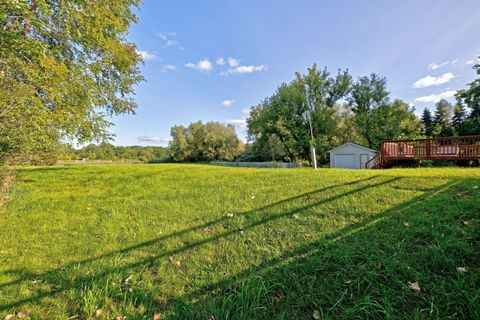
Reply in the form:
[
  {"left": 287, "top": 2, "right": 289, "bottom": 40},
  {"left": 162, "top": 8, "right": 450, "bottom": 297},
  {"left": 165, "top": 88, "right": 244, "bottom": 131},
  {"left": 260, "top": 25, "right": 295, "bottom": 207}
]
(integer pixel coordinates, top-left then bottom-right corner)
[{"left": 329, "top": 145, "right": 377, "bottom": 169}]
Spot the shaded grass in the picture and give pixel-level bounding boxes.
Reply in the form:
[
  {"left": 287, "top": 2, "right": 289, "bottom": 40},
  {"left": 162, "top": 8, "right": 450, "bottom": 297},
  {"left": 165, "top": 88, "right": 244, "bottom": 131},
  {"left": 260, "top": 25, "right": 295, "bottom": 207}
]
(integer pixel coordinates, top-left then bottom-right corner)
[{"left": 0, "top": 165, "right": 479, "bottom": 319}]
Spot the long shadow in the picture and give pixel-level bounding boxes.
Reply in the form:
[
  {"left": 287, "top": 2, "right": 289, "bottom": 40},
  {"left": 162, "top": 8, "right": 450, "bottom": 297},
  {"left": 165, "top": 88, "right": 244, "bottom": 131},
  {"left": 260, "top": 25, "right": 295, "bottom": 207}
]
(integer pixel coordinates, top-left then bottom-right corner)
[
  {"left": 0, "top": 176, "right": 392, "bottom": 312},
  {"left": 167, "top": 178, "right": 480, "bottom": 319},
  {"left": 0, "top": 176, "right": 378, "bottom": 289}
]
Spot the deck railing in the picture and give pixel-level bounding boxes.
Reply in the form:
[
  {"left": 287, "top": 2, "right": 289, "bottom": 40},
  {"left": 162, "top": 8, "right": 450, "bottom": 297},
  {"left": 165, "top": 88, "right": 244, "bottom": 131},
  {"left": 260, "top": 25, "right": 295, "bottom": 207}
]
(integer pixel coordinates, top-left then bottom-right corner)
[{"left": 365, "top": 135, "right": 480, "bottom": 169}]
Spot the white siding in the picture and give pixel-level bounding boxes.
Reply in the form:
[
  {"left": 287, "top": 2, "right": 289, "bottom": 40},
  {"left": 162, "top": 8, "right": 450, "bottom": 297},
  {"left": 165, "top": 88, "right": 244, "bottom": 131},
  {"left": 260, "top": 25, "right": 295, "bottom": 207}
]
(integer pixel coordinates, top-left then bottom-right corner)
[{"left": 329, "top": 143, "right": 377, "bottom": 169}]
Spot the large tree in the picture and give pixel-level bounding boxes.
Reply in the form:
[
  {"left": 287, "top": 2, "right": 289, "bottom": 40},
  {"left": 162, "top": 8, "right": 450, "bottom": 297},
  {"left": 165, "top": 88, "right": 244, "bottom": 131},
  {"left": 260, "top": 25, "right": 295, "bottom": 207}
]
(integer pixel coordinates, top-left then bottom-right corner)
[
  {"left": 456, "top": 57, "right": 480, "bottom": 134},
  {"left": 452, "top": 98, "right": 467, "bottom": 134},
  {"left": 170, "top": 121, "right": 244, "bottom": 162},
  {"left": 432, "top": 99, "right": 454, "bottom": 137},
  {"left": 348, "top": 74, "right": 390, "bottom": 148},
  {"left": 421, "top": 108, "right": 434, "bottom": 137},
  {"left": 372, "top": 100, "right": 423, "bottom": 143},
  {"left": 292, "top": 65, "right": 351, "bottom": 163},
  {"left": 0, "top": 0, "right": 143, "bottom": 163},
  {"left": 247, "top": 65, "right": 351, "bottom": 163}
]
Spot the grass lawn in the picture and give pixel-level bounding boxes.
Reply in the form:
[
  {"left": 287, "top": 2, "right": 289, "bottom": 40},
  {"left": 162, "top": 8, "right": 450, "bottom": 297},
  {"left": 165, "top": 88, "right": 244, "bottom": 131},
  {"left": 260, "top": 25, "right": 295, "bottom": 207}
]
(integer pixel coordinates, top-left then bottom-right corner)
[{"left": 0, "top": 164, "right": 479, "bottom": 319}]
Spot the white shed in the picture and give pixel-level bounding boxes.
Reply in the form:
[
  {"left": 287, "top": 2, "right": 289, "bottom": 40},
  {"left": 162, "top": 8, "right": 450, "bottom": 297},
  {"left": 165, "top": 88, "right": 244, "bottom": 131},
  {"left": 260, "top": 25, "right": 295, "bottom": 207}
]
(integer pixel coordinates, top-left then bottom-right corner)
[{"left": 328, "top": 142, "right": 378, "bottom": 169}]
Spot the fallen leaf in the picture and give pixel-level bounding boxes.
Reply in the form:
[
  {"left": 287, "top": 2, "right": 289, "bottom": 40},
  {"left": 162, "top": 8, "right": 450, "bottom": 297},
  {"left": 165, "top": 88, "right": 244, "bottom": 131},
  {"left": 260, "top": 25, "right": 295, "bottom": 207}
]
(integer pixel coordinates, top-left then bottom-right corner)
[
  {"left": 153, "top": 312, "right": 162, "bottom": 320},
  {"left": 461, "top": 220, "right": 470, "bottom": 226},
  {"left": 344, "top": 280, "right": 351, "bottom": 284},
  {"left": 17, "top": 311, "right": 31, "bottom": 319},
  {"left": 403, "top": 222, "right": 410, "bottom": 227},
  {"left": 456, "top": 267, "right": 467, "bottom": 273},
  {"left": 175, "top": 260, "right": 181, "bottom": 267},
  {"left": 407, "top": 281, "right": 421, "bottom": 293},
  {"left": 251, "top": 196, "right": 255, "bottom": 199},
  {"left": 168, "top": 256, "right": 174, "bottom": 262},
  {"left": 227, "top": 213, "right": 234, "bottom": 218},
  {"left": 292, "top": 214, "right": 300, "bottom": 220},
  {"left": 94, "top": 309, "right": 102, "bottom": 317},
  {"left": 313, "top": 309, "right": 322, "bottom": 319},
  {"left": 3, "top": 315, "right": 14, "bottom": 320}
]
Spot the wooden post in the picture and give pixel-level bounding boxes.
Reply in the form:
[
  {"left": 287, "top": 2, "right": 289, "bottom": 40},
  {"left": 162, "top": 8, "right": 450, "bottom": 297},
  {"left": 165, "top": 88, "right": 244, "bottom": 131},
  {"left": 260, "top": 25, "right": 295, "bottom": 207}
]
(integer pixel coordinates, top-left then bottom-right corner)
[{"left": 426, "top": 139, "right": 431, "bottom": 159}]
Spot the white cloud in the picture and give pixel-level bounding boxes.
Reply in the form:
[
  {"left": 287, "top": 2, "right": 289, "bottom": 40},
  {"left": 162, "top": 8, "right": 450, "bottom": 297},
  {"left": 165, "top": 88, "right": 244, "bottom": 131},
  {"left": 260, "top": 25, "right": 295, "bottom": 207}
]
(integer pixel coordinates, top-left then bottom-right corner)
[
  {"left": 412, "top": 72, "right": 455, "bottom": 88},
  {"left": 221, "top": 99, "right": 235, "bottom": 107},
  {"left": 185, "top": 59, "right": 213, "bottom": 72},
  {"left": 161, "top": 64, "right": 177, "bottom": 73},
  {"left": 156, "top": 33, "right": 167, "bottom": 41},
  {"left": 466, "top": 59, "right": 475, "bottom": 65},
  {"left": 216, "top": 57, "right": 225, "bottom": 65},
  {"left": 157, "top": 32, "right": 180, "bottom": 48},
  {"left": 165, "top": 40, "right": 178, "bottom": 48},
  {"left": 222, "top": 64, "right": 267, "bottom": 76},
  {"left": 137, "top": 135, "right": 169, "bottom": 146},
  {"left": 226, "top": 119, "right": 247, "bottom": 128},
  {"left": 427, "top": 59, "right": 458, "bottom": 70},
  {"left": 414, "top": 90, "right": 457, "bottom": 103},
  {"left": 428, "top": 61, "right": 449, "bottom": 70},
  {"left": 136, "top": 49, "right": 158, "bottom": 61},
  {"left": 242, "top": 107, "right": 252, "bottom": 114},
  {"left": 228, "top": 57, "right": 240, "bottom": 67}
]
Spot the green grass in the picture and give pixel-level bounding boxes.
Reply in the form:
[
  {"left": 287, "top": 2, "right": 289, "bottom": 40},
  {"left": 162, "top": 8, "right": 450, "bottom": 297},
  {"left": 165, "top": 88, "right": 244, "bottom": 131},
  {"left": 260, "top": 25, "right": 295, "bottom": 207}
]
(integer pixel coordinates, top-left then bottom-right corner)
[{"left": 0, "top": 164, "right": 479, "bottom": 319}]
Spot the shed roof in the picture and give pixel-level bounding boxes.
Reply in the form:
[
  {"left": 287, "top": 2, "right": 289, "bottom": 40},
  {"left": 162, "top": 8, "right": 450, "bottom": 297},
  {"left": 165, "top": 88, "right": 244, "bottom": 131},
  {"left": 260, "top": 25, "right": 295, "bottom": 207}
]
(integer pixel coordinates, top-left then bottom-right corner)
[{"left": 328, "top": 142, "right": 378, "bottom": 153}]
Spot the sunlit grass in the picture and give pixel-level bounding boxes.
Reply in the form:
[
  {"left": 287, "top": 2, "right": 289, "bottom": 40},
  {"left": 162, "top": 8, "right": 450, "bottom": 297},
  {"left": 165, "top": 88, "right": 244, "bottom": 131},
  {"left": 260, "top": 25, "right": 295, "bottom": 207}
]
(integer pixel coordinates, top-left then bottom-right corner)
[{"left": 0, "top": 164, "right": 479, "bottom": 319}]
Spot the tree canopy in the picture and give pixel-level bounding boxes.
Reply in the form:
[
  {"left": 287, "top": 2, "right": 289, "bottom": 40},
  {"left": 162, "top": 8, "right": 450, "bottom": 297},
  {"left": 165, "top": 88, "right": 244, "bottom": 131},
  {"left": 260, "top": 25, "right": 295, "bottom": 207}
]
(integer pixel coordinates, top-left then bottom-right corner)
[
  {"left": 0, "top": 0, "right": 143, "bottom": 163},
  {"left": 246, "top": 65, "right": 423, "bottom": 164},
  {"left": 170, "top": 121, "right": 244, "bottom": 162}
]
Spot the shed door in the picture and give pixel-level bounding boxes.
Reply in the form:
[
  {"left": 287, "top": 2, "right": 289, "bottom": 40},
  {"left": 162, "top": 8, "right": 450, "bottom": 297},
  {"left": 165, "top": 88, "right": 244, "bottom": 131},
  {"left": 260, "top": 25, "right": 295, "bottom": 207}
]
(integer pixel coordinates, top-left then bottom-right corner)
[
  {"left": 360, "top": 154, "right": 369, "bottom": 169},
  {"left": 335, "top": 154, "right": 355, "bottom": 169}
]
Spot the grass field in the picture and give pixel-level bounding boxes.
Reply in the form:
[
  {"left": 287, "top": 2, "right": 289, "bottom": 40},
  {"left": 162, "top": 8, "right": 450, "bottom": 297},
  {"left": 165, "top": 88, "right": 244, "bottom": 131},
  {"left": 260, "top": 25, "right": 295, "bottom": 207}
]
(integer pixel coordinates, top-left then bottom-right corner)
[{"left": 0, "top": 164, "right": 479, "bottom": 319}]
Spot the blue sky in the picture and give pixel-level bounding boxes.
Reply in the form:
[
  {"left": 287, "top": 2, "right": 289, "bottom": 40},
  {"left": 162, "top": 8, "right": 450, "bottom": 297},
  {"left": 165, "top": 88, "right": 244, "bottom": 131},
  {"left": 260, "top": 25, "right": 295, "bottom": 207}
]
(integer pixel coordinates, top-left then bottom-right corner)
[{"left": 111, "top": 0, "right": 480, "bottom": 146}]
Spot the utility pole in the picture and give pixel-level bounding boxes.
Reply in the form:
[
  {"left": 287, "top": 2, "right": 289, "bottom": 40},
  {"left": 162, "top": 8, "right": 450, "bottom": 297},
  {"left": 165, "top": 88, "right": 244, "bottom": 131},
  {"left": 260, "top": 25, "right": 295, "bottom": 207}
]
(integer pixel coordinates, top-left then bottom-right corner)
[{"left": 307, "top": 110, "right": 317, "bottom": 169}]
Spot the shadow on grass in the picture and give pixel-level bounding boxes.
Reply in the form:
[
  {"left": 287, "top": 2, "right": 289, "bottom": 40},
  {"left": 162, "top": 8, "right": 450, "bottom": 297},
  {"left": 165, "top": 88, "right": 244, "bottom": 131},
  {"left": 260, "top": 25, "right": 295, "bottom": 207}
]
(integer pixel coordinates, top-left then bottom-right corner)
[
  {"left": 170, "top": 178, "right": 480, "bottom": 319},
  {"left": 1, "top": 175, "right": 479, "bottom": 319},
  {"left": 0, "top": 176, "right": 380, "bottom": 290}
]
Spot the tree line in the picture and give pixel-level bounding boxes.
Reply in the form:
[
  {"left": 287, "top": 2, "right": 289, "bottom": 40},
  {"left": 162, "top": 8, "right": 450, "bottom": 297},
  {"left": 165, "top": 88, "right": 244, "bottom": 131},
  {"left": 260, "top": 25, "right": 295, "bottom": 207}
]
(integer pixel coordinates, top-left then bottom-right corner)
[
  {"left": 168, "top": 61, "right": 479, "bottom": 164},
  {"left": 57, "top": 143, "right": 169, "bottom": 163},
  {"left": 1, "top": 0, "right": 478, "bottom": 166},
  {"left": 241, "top": 65, "right": 426, "bottom": 163}
]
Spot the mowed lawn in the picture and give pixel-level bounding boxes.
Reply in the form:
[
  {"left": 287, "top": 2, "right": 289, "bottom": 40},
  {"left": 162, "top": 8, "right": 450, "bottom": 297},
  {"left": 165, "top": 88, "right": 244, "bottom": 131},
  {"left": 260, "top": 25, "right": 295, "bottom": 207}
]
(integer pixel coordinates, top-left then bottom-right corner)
[{"left": 0, "top": 165, "right": 479, "bottom": 319}]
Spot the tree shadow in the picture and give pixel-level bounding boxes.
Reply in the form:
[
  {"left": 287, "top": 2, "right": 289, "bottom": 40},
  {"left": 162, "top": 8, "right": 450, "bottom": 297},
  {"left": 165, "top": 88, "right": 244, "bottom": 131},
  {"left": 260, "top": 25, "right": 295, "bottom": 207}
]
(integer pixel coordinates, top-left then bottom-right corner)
[
  {"left": 1, "top": 175, "right": 479, "bottom": 319},
  {"left": 168, "top": 178, "right": 480, "bottom": 319}
]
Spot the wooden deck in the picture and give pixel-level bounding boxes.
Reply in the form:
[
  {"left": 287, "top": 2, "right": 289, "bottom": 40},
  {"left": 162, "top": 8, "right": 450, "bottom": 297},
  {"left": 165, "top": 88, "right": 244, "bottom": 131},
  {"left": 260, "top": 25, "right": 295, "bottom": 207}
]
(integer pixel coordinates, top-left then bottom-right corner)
[{"left": 365, "top": 135, "right": 480, "bottom": 169}]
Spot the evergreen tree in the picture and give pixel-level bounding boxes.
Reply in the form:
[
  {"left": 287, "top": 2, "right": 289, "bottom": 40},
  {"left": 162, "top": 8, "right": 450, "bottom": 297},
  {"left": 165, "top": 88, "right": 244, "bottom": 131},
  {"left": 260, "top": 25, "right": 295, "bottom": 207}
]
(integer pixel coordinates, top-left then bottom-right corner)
[
  {"left": 433, "top": 99, "right": 454, "bottom": 137},
  {"left": 421, "top": 108, "right": 433, "bottom": 136},
  {"left": 452, "top": 98, "right": 467, "bottom": 134}
]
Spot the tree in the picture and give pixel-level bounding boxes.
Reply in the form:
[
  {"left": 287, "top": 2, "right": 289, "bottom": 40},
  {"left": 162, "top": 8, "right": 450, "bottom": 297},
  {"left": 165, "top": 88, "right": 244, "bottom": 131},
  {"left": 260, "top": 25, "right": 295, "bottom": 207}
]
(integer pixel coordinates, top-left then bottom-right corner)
[
  {"left": 452, "top": 98, "right": 467, "bottom": 133},
  {"left": 335, "top": 104, "right": 361, "bottom": 144},
  {"left": 456, "top": 57, "right": 480, "bottom": 134},
  {"left": 247, "top": 65, "right": 351, "bottom": 164},
  {"left": 421, "top": 108, "right": 434, "bottom": 137},
  {"left": 372, "top": 100, "right": 423, "bottom": 142},
  {"left": 0, "top": 0, "right": 143, "bottom": 163},
  {"left": 170, "top": 121, "right": 244, "bottom": 162},
  {"left": 292, "top": 65, "right": 351, "bottom": 165},
  {"left": 432, "top": 99, "right": 454, "bottom": 137},
  {"left": 349, "top": 74, "right": 390, "bottom": 148}
]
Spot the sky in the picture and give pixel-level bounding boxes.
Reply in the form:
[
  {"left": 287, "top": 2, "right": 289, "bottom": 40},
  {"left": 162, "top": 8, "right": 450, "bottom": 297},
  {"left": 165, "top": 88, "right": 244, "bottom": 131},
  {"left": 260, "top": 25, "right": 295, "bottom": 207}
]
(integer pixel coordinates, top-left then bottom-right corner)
[{"left": 111, "top": 0, "right": 480, "bottom": 146}]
